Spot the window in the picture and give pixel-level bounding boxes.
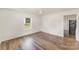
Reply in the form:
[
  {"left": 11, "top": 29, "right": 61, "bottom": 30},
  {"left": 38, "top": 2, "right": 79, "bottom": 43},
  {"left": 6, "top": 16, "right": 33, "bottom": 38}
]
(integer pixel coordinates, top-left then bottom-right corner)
[{"left": 24, "top": 17, "right": 32, "bottom": 30}]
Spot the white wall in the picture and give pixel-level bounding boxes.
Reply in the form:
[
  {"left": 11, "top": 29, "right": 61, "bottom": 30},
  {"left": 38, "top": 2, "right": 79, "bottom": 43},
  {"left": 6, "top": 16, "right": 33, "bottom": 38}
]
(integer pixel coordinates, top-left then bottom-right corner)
[
  {"left": 41, "top": 14, "right": 64, "bottom": 37},
  {"left": 76, "top": 15, "right": 79, "bottom": 41},
  {"left": 41, "top": 10, "right": 79, "bottom": 41},
  {"left": 0, "top": 9, "right": 41, "bottom": 42}
]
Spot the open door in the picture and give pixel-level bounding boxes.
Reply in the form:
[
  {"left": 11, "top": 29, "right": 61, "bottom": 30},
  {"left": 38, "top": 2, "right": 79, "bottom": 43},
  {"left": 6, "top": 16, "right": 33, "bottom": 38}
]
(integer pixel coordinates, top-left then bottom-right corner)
[{"left": 69, "top": 20, "right": 76, "bottom": 37}]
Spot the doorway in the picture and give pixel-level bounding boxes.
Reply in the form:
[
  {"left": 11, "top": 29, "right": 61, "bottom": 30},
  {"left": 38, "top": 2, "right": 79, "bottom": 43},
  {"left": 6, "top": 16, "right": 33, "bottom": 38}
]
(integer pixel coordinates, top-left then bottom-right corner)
[
  {"left": 63, "top": 14, "right": 76, "bottom": 47},
  {"left": 69, "top": 20, "right": 76, "bottom": 37},
  {"left": 64, "top": 14, "right": 76, "bottom": 38}
]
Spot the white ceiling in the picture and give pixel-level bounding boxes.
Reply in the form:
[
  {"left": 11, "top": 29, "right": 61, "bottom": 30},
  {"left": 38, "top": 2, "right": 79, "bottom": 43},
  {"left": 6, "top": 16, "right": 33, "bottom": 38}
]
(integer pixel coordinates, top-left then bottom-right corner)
[{"left": 12, "top": 8, "right": 78, "bottom": 15}]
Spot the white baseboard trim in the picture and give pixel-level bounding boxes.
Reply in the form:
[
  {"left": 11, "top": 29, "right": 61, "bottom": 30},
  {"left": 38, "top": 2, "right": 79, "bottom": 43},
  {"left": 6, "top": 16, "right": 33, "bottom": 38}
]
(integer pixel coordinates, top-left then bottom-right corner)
[
  {"left": 0, "top": 31, "right": 41, "bottom": 43},
  {"left": 41, "top": 31, "right": 64, "bottom": 37}
]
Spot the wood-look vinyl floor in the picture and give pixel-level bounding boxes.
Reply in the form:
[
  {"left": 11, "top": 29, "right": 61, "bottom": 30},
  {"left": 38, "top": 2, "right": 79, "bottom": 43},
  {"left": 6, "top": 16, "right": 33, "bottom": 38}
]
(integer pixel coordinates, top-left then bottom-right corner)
[{"left": 0, "top": 32, "right": 79, "bottom": 50}]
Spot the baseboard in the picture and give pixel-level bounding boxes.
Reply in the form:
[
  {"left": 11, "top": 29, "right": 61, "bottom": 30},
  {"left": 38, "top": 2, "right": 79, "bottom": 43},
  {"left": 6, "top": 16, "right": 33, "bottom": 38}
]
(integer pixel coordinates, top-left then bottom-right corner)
[
  {"left": 0, "top": 31, "right": 64, "bottom": 43},
  {"left": 0, "top": 31, "right": 41, "bottom": 43},
  {"left": 41, "top": 31, "right": 64, "bottom": 38}
]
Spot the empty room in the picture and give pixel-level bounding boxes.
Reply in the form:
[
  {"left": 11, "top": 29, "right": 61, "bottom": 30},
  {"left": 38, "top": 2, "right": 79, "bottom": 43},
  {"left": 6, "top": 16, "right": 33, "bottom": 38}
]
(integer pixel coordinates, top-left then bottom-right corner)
[{"left": 0, "top": 8, "right": 79, "bottom": 50}]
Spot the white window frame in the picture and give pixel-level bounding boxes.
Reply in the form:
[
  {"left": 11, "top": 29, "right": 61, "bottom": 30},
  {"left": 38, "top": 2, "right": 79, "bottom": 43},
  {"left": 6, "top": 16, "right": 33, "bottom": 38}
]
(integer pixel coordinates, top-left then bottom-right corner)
[{"left": 24, "top": 16, "right": 32, "bottom": 30}]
